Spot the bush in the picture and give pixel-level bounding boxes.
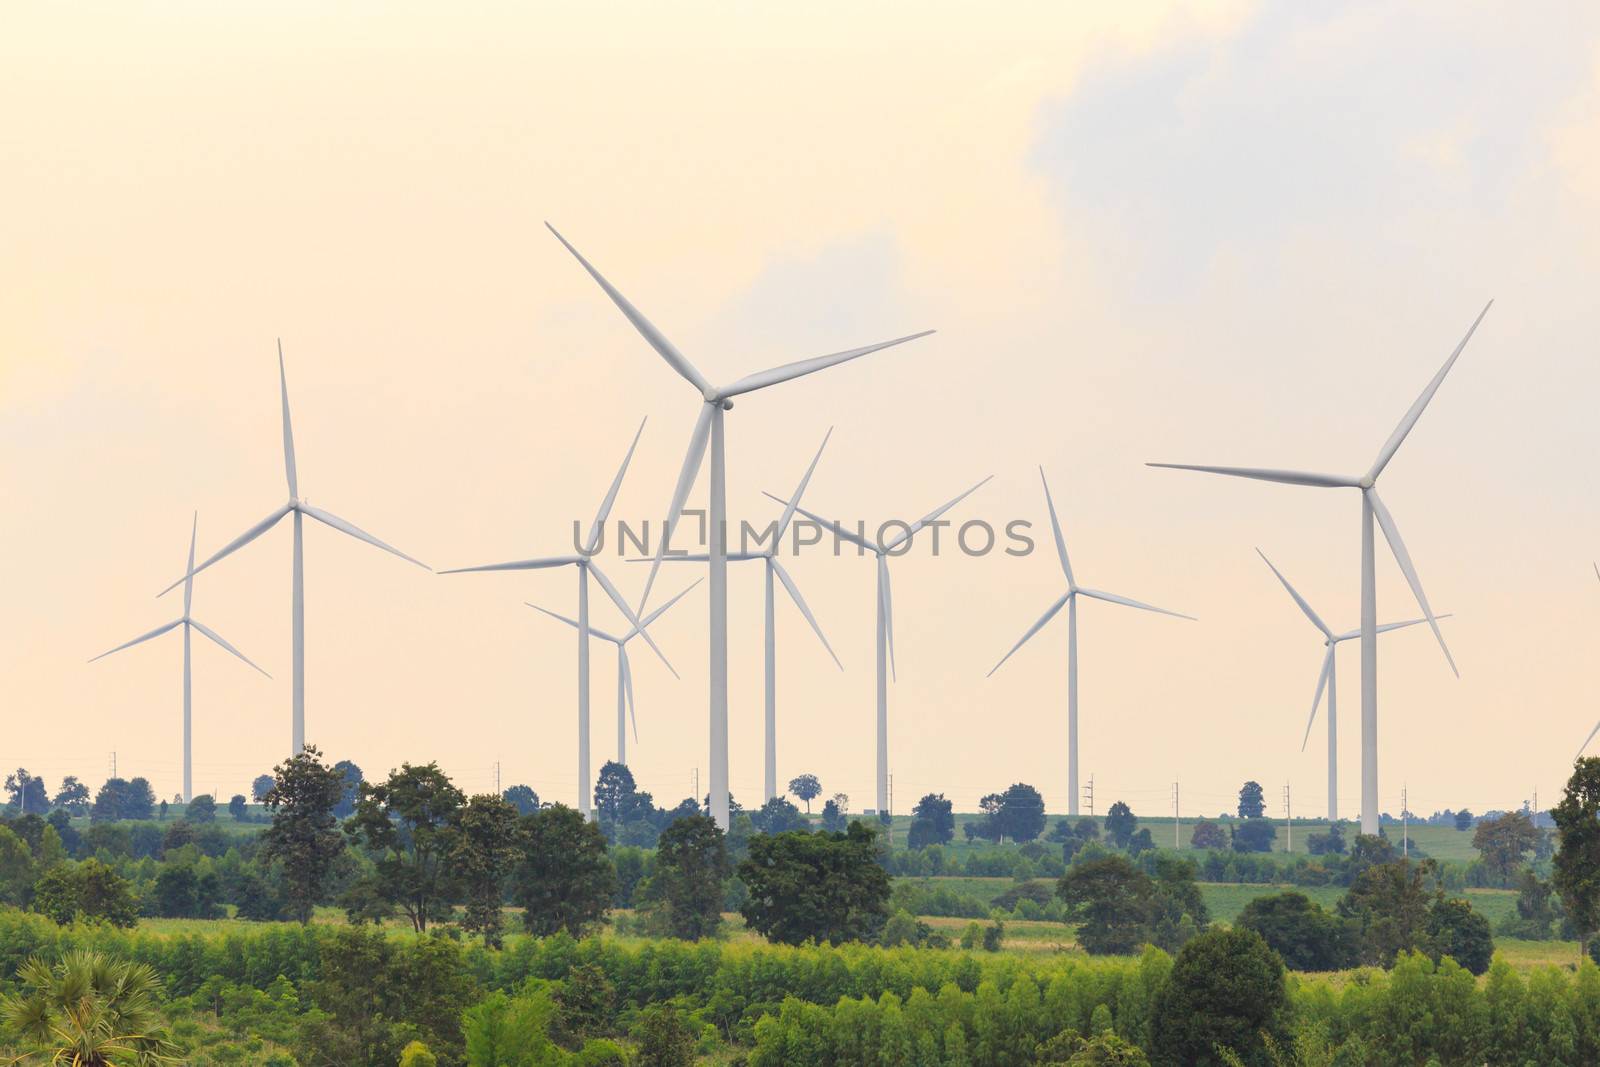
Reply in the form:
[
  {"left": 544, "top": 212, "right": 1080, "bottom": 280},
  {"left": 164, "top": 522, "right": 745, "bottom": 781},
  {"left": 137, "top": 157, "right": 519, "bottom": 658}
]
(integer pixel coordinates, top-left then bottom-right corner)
[
  {"left": 1234, "top": 892, "right": 1354, "bottom": 972},
  {"left": 398, "top": 1041, "right": 437, "bottom": 1067},
  {"left": 1151, "top": 928, "right": 1288, "bottom": 1067}
]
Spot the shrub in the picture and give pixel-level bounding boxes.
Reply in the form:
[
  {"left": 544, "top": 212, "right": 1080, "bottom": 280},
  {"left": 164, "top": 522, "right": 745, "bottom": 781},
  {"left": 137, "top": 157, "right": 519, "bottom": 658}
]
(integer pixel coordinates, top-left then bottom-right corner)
[{"left": 1150, "top": 928, "right": 1288, "bottom": 1067}]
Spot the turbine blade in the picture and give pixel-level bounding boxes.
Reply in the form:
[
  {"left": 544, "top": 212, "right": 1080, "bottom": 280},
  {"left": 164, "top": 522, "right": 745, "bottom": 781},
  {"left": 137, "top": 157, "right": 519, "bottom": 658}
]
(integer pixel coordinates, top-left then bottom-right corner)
[
  {"left": 1334, "top": 613, "right": 1456, "bottom": 642},
  {"left": 761, "top": 494, "right": 877, "bottom": 552},
  {"left": 586, "top": 416, "right": 646, "bottom": 555},
  {"left": 717, "top": 331, "right": 935, "bottom": 400},
  {"left": 774, "top": 429, "right": 832, "bottom": 544},
  {"left": 442, "top": 555, "right": 582, "bottom": 575},
  {"left": 1255, "top": 548, "right": 1333, "bottom": 638},
  {"left": 621, "top": 648, "right": 639, "bottom": 744},
  {"left": 1580, "top": 719, "right": 1600, "bottom": 760},
  {"left": 189, "top": 619, "right": 271, "bottom": 677},
  {"left": 89, "top": 618, "right": 183, "bottom": 662},
  {"left": 588, "top": 562, "right": 671, "bottom": 671},
  {"left": 159, "top": 505, "right": 292, "bottom": 595},
  {"left": 183, "top": 512, "right": 198, "bottom": 616},
  {"left": 883, "top": 475, "right": 993, "bottom": 552},
  {"left": 545, "top": 223, "right": 712, "bottom": 395},
  {"left": 1039, "top": 468, "right": 1075, "bottom": 587},
  {"left": 771, "top": 558, "right": 843, "bottom": 670},
  {"left": 1368, "top": 300, "right": 1493, "bottom": 480},
  {"left": 640, "top": 402, "right": 713, "bottom": 611},
  {"left": 1076, "top": 587, "right": 1195, "bottom": 621},
  {"left": 1145, "top": 463, "right": 1359, "bottom": 488},
  {"left": 638, "top": 577, "right": 703, "bottom": 631},
  {"left": 1367, "top": 488, "right": 1456, "bottom": 677},
  {"left": 301, "top": 504, "right": 430, "bottom": 571},
  {"left": 527, "top": 603, "right": 622, "bottom": 644},
  {"left": 878, "top": 555, "right": 897, "bottom": 682},
  {"left": 1302, "top": 645, "right": 1335, "bottom": 752},
  {"left": 987, "top": 593, "right": 1070, "bottom": 676},
  {"left": 279, "top": 341, "right": 298, "bottom": 499}
]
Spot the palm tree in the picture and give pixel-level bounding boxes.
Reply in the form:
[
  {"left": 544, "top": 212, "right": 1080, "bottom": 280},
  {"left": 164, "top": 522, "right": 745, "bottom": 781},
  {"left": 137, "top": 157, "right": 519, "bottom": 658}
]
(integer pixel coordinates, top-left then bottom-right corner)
[{"left": 0, "top": 950, "right": 180, "bottom": 1065}]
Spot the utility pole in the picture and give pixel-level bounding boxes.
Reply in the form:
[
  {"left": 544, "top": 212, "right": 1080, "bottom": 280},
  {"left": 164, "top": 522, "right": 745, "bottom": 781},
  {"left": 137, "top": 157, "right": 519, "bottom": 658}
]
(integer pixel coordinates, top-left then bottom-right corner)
[
  {"left": 1282, "top": 783, "right": 1292, "bottom": 853},
  {"left": 886, "top": 773, "right": 894, "bottom": 846},
  {"left": 1402, "top": 784, "right": 1409, "bottom": 857},
  {"left": 693, "top": 767, "right": 699, "bottom": 806},
  {"left": 1172, "top": 781, "right": 1180, "bottom": 849},
  {"left": 109, "top": 751, "right": 117, "bottom": 779},
  {"left": 1533, "top": 787, "right": 1539, "bottom": 829},
  {"left": 493, "top": 761, "right": 501, "bottom": 795},
  {"left": 1082, "top": 774, "right": 1095, "bottom": 818}
]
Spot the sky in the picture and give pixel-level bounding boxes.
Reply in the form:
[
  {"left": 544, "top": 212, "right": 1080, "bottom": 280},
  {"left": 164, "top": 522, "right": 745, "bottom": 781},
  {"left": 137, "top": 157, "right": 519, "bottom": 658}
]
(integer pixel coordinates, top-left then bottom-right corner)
[{"left": 4, "top": 2, "right": 1599, "bottom": 820}]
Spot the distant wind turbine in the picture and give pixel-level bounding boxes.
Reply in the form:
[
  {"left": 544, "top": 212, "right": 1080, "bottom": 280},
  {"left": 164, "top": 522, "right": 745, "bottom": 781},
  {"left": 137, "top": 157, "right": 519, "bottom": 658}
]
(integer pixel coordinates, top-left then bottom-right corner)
[
  {"left": 987, "top": 468, "right": 1193, "bottom": 816},
  {"left": 546, "top": 222, "right": 933, "bottom": 829},
  {"left": 529, "top": 578, "right": 702, "bottom": 766},
  {"left": 1579, "top": 564, "right": 1600, "bottom": 758},
  {"left": 159, "top": 344, "right": 430, "bottom": 756},
  {"left": 441, "top": 417, "right": 671, "bottom": 817},
  {"left": 770, "top": 475, "right": 992, "bottom": 817},
  {"left": 95, "top": 514, "right": 269, "bottom": 802},
  {"left": 1256, "top": 548, "right": 1449, "bottom": 821},
  {"left": 1150, "top": 301, "right": 1491, "bottom": 834},
  {"left": 655, "top": 431, "right": 844, "bottom": 802}
]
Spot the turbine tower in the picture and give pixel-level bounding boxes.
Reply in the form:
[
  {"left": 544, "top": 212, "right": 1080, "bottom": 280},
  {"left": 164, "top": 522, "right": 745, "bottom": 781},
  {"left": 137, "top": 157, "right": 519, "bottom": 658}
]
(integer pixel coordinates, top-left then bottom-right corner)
[
  {"left": 441, "top": 417, "right": 671, "bottom": 817},
  {"left": 529, "top": 577, "right": 702, "bottom": 766},
  {"left": 160, "top": 344, "right": 430, "bottom": 755},
  {"left": 546, "top": 223, "right": 933, "bottom": 829},
  {"left": 987, "top": 468, "right": 1192, "bottom": 815},
  {"left": 771, "top": 475, "right": 992, "bottom": 816},
  {"left": 1578, "top": 564, "right": 1600, "bottom": 758},
  {"left": 1150, "top": 301, "right": 1491, "bottom": 833},
  {"left": 655, "top": 431, "right": 843, "bottom": 801},
  {"left": 1256, "top": 548, "right": 1448, "bottom": 821},
  {"left": 95, "top": 514, "right": 269, "bottom": 801}
]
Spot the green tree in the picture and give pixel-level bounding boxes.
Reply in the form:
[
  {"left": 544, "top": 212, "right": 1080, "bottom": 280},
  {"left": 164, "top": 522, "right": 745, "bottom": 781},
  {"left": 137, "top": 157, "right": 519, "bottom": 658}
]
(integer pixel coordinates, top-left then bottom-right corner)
[
  {"left": 463, "top": 986, "right": 566, "bottom": 1067},
  {"left": 259, "top": 744, "right": 348, "bottom": 924},
  {"left": 632, "top": 1004, "right": 696, "bottom": 1067},
  {"left": 907, "top": 792, "right": 955, "bottom": 848},
  {"left": 1150, "top": 928, "right": 1288, "bottom": 1067},
  {"left": 1427, "top": 896, "right": 1494, "bottom": 975},
  {"left": 1454, "top": 808, "right": 1474, "bottom": 831},
  {"left": 185, "top": 793, "right": 217, "bottom": 822},
  {"left": 788, "top": 773, "right": 822, "bottom": 813},
  {"left": 227, "top": 793, "right": 248, "bottom": 820},
  {"left": 1238, "top": 780, "right": 1266, "bottom": 819},
  {"left": 399, "top": 1041, "right": 438, "bottom": 1067},
  {"left": 41, "top": 859, "right": 139, "bottom": 927},
  {"left": 998, "top": 782, "right": 1047, "bottom": 842},
  {"left": 346, "top": 761, "right": 466, "bottom": 932},
  {"left": 738, "top": 822, "right": 890, "bottom": 945},
  {"left": 1104, "top": 801, "right": 1137, "bottom": 849},
  {"left": 593, "top": 761, "right": 643, "bottom": 839},
  {"left": 502, "top": 784, "right": 540, "bottom": 815},
  {"left": 252, "top": 773, "right": 275, "bottom": 801},
  {"left": 1554, "top": 757, "right": 1600, "bottom": 956},
  {"left": 453, "top": 793, "right": 520, "bottom": 947},
  {"left": 1058, "top": 853, "right": 1157, "bottom": 954},
  {"left": 331, "top": 759, "right": 363, "bottom": 819},
  {"left": 0, "top": 951, "right": 180, "bottom": 1065},
  {"left": 1234, "top": 891, "right": 1354, "bottom": 971},
  {"left": 4, "top": 769, "right": 49, "bottom": 815},
  {"left": 512, "top": 803, "right": 615, "bottom": 937},
  {"left": 1338, "top": 858, "right": 1439, "bottom": 967},
  {"left": 1189, "top": 820, "right": 1227, "bottom": 850},
  {"left": 1231, "top": 818, "right": 1276, "bottom": 853},
  {"left": 51, "top": 775, "right": 91, "bottom": 816},
  {"left": 1473, "top": 810, "right": 1539, "bottom": 885},
  {"left": 647, "top": 812, "right": 729, "bottom": 940},
  {"left": 820, "top": 797, "right": 847, "bottom": 833},
  {"left": 0, "top": 826, "right": 33, "bottom": 906},
  {"left": 750, "top": 796, "right": 806, "bottom": 834}
]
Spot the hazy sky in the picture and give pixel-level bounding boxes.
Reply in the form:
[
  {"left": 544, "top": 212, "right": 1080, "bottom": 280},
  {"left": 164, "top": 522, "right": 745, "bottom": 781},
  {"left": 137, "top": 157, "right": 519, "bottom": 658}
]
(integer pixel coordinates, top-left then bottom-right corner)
[{"left": 5, "top": 2, "right": 1599, "bottom": 819}]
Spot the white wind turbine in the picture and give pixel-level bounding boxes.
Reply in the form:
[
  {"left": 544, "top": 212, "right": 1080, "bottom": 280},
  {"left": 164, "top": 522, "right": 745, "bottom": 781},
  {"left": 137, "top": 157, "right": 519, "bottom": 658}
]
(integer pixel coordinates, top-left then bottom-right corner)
[
  {"left": 1578, "top": 564, "right": 1600, "bottom": 758},
  {"left": 771, "top": 475, "right": 992, "bottom": 816},
  {"left": 159, "top": 344, "right": 430, "bottom": 756},
  {"left": 1256, "top": 548, "right": 1449, "bottom": 821},
  {"left": 441, "top": 417, "right": 671, "bottom": 817},
  {"left": 95, "top": 514, "right": 269, "bottom": 801},
  {"left": 545, "top": 222, "right": 934, "bottom": 829},
  {"left": 1150, "top": 301, "right": 1491, "bottom": 833},
  {"left": 654, "top": 431, "right": 843, "bottom": 802},
  {"left": 987, "top": 468, "right": 1193, "bottom": 816},
  {"left": 528, "top": 578, "right": 703, "bottom": 767}
]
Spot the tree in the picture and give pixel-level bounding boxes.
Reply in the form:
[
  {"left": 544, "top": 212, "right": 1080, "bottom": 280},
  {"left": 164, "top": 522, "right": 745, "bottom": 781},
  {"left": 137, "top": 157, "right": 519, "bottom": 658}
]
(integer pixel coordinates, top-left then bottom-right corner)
[
  {"left": 4, "top": 769, "right": 49, "bottom": 814},
  {"left": 332, "top": 759, "right": 363, "bottom": 819},
  {"left": 750, "top": 796, "right": 806, "bottom": 834},
  {"left": 1150, "top": 928, "right": 1288, "bottom": 1067},
  {"left": 51, "top": 775, "right": 90, "bottom": 816},
  {"left": 1474, "top": 810, "right": 1540, "bottom": 885},
  {"left": 346, "top": 762, "right": 465, "bottom": 932},
  {"left": 502, "top": 784, "right": 540, "bottom": 815},
  {"left": 1238, "top": 781, "right": 1266, "bottom": 819},
  {"left": 259, "top": 744, "right": 348, "bottom": 924},
  {"left": 1554, "top": 756, "right": 1600, "bottom": 955},
  {"left": 995, "top": 782, "right": 1047, "bottom": 842},
  {"left": 1058, "top": 853, "right": 1158, "bottom": 954},
  {"left": 1306, "top": 821, "right": 1347, "bottom": 856},
  {"left": 0, "top": 828, "right": 34, "bottom": 906},
  {"left": 185, "top": 793, "right": 217, "bottom": 822},
  {"left": 32, "top": 860, "right": 138, "bottom": 927},
  {"left": 908, "top": 793, "right": 955, "bottom": 848},
  {"left": 1232, "top": 818, "right": 1277, "bottom": 853},
  {"left": 252, "top": 774, "right": 275, "bottom": 801},
  {"left": 632, "top": 1004, "right": 696, "bottom": 1067},
  {"left": 594, "top": 761, "right": 642, "bottom": 838},
  {"left": 1455, "top": 808, "right": 1474, "bottom": 831},
  {"left": 0, "top": 951, "right": 180, "bottom": 1066},
  {"left": 89, "top": 777, "right": 152, "bottom": 822},
  {"left": 820, "top": 797, "right": 847, "bottom": 833},
  {"left": 739, "top": 823, "right": 890, "bottom": 945},
  {"left": 512, "top": 804, "right": 615, "bottom": 937},
  {"left": 1104, "top": 801, "right": 1137, "bottom": 849},
  {"left": 1427, "top": 896, "right": 1494, "bottom": 975},
  {"left": 787, "top": 773, "right": 822, "bottom": 813},
  {"left": 647, "top": 813, "right": 728, "bottom": 940},
  {"left": 1338, "top": 858, "right": 1438, "bottom": 967},
  {"left": 228, "top": 793, "right": 248, "bottom": 820},
  {"left": 1190, "top": 820, "right": 1227, "bottom": 850},
  {"left": 1235, "top": 891, "right": 1355, "bottom": 971},
  {"left": 452, "top": 793, "right": 520, "bottom": 947}
]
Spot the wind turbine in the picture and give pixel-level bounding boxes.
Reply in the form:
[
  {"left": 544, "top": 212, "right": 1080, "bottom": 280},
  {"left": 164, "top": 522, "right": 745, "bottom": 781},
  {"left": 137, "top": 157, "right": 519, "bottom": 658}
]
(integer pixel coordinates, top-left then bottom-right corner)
[
  {"left": 159, "top": 344, "right": 430, "bottom": 756},
  {"left": 94, "top": 514, "right": 269, "bottom": 801},
  {"left": 545, "top": 223, "right": 933, "bottom": 829},
  {"left": 1578, "top": 564, "right": 1600, "bottom": 758},
  {"left": 1256, "top": 548, "right": 1449, "bottom": 821},
  {"left": 528, "top": 577, "right": 703, "bottom": 766},
  {"left": 769, "top": 474, "right": 992, "bottom": 816},
  {"left": 441, "top": 417, "right": 671, "bottom": 817},
  {"left": 654, "top": 430, "right": 844, "bottom": 802},
  {"left": 1150, "top": 301, "right": 1491, "bottom": 833},
  {"left": 987, "top": 468, "right": 1193, "bottom": 816}
]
